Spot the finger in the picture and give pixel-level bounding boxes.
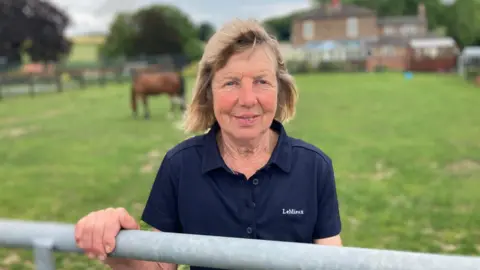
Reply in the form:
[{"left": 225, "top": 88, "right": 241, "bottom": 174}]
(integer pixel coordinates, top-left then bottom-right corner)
[
  {"left": 79, "top": 213, "right": 95, "bottom": 259},
  {"left": 118, "top": 208, "right": 139, "bottom": 230},
  {"left": 83, "top": 212, "right": 97, "bottom": 259},
  {"left": 92, "top": 210, "right": 107, "bottom": 259},
  {"left": 74, "top": 217, "right": 85, "bottom": 247},
  {"left": 103, "top": 208, "right": 119, "bottom": 254}
]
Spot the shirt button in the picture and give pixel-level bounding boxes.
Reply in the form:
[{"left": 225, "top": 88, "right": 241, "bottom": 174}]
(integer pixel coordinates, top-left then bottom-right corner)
[
  {"left": 246, "top": 227, "right": 253, "bottom": 234},
  {"left": 252, "top": 178, "right": 259, "bottom": 185}
]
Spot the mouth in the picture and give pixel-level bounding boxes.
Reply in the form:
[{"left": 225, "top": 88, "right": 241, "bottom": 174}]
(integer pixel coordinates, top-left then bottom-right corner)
[{"left": 233, "top": 115, "right": 260, "bottom": 121}]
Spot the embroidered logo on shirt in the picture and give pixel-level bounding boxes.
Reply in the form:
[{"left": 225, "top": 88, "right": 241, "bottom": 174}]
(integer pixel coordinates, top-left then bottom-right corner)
[{"left": 282, "top": 208, "right": 304, "bottom": 215}]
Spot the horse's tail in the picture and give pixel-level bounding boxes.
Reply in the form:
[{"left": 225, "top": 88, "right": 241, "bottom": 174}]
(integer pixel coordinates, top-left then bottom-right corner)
[{"left": 131, "top": 84, "right": 137, "bottom": 115}]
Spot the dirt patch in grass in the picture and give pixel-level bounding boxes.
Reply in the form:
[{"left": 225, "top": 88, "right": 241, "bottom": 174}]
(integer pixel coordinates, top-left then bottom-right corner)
[
  {"left": 347, "top": 160, "right": 396, "bottom": 181},
  {"left": 140, "top": 163, "right": 154, "bottom": 174},
  {"left": 140, "top": 149, "right": 162, "bottom": 174},
  {"left": 434, "top": 240, "right": 458, "bottom": 252},
  {"left": 445, "top": 159, "right": 480, "bottom": 175},
  {"left": 2, "top": 252, "right": 20, "bottom": 265},
  {"left": 0, "top": 125, "right": 39, "bottom": 139},
  {"left": 372, "top": 160, "right": 396, "bottom": 181},
  {"left": 41, "top": 109, "right": 64, "bottom": 118},
  {"left": 0, "top": 116, "right": 21, "bottom": 125},
  {"left": 0, "top": 109, "right": 65, "bottom": 126}
]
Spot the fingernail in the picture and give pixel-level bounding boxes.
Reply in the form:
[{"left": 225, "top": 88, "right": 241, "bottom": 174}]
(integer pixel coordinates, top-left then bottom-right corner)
[
  {"left": 105, "top": 245, "right": 112, "bottom": 253},
  {"left": 98, "top": 254, "right": 106, "bottom": 261}
]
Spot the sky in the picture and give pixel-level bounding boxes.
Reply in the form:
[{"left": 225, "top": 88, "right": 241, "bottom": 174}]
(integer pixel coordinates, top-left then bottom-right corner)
[
  {"left": 50, "top": 0, "right": 456, "bottom": 37},
  {"left": 50, "top": 0, "right": 313, "bottom": 37}
]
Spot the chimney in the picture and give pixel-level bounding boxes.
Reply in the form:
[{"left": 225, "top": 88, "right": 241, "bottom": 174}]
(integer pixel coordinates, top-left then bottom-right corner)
[
  {"left": 329, "top": 0, "right": 341, "bottom": 11},
  {"left": 418, "top": 2, "right": 426, "bottom": 19}
]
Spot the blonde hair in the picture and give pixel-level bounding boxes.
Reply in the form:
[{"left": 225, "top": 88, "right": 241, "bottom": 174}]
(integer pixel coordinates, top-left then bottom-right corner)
[{"left": 182, "top": 18, "right": 298, "bottom": 134}]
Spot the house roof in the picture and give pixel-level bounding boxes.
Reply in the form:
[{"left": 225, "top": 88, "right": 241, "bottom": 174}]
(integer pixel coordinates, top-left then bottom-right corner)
[
  {"left": 293, "top": 4, "right": 375, "bottom": 21},
  {"left": 377, "top": 16, "right": 426, "bottom": 25},
  {"left": 460, "top": 47, "right": 480, "bottom": 57},
  {"left": 366, "top": 32, "right": 441, "bottom": 47},
  {"left": 370, "top": 36, "right": 410, "bottom": 46},
  {"left": 409, "top": 37, "right": 457, "bottom": 48},
  {"left": 301, "top": 37, "right": 378, "bottom": 50}
]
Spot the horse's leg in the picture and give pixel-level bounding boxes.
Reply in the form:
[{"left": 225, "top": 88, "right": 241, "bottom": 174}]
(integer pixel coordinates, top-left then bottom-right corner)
[
  {"left": 167, "top": 96, "right": 175, "bottom": 120},
  {"left": 131, "top": 85, "right": 138, "bottom": 118},
  {"left": 142, "top": 94, "right": 150, "bottom": 119},
  {"left": 180, "top": 97, "right": 186, "bottom": 112}
]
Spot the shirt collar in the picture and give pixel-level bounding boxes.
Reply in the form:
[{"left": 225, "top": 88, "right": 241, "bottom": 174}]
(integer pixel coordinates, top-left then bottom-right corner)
[{"left": 201, "top": 119, "right": 292, "bottom": 174}]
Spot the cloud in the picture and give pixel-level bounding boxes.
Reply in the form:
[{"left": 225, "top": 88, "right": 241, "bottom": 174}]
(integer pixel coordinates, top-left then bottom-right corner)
[
  {"left": 50, "top": 0, "right": 458, "bottom": 36},
  {"left": 49, "top": 0, "right": 310, "bottom": 36}
]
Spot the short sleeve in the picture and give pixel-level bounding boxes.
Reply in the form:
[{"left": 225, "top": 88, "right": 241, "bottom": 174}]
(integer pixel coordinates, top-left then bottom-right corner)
[
  {"left": 141, "top": 155, "right": 182, "bottom": 233},
  {"left": 313, "top": 157, "right": 342, "bottom": 239}
]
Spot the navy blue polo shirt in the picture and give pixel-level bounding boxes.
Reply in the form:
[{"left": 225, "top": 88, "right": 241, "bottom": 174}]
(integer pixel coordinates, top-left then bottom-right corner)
[{"left": 141, "top": 120, "right": 341, "bottom": 269}]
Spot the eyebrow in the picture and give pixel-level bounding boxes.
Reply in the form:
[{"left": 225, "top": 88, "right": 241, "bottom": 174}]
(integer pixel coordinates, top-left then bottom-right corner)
[{"left": 218, "top": 70, "right": 274, "bottom": 80}]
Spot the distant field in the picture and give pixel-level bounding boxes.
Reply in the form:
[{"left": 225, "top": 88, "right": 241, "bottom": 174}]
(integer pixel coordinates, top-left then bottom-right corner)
[
  {"left": 0, "top": 73, "right": 479, "bottom": 269},
  {"left": 67, "top": 42, "right": 101, "bottom": 64},
  {"left": 66, "top": 35, "right": 105, "bottom": 64},
  {"left": 70, "top": 35, "right": 106, "bottom": 45}
]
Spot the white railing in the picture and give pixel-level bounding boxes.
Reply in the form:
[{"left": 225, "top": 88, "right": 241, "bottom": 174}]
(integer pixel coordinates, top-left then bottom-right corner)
[{"left": 0, "top": 219, "right": 479, "bottom": 270}]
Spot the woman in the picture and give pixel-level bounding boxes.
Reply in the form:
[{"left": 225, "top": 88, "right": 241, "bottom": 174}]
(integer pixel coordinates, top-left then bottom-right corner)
[{"left": 74, "top": 18, "right": 342, "bottom": 270}]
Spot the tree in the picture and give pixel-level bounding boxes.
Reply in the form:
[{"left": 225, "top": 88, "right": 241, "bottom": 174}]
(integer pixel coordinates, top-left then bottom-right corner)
[
  {"left": 263, "top": 15, "right": 294, "bottom": 42},
  {"left": 197, "top": 22, "right": 215, "bottom": 42},
  {"left": 0, "top": 0, "right": 72, "bottom": 68},
  {"left": 100, "top": 4, "right": 203, "bottom": 64},
  {"left": 98, "top": 13, "right": 136, "bottom": 59},
  {"left": 445, "top": 0, "right": 480, "bottom": 48}
]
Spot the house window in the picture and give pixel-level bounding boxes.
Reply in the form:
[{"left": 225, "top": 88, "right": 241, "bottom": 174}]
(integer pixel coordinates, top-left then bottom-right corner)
[
  {"left": 424, "top": 47, "right": 439, "bottom": 58},
  {"left": 400, "top": 24, "right": 417, "bottom": 36},
  {"left": 346, "top": 17, "right": 358, "bottom": 38},
  {"left": 415, "top": 48, "right": 422, "bottom": 59},
  {"left": 381, "top": 46, "right": 396, "bottom": 56},
  {"left": 302, "top": 20, "right": 314, "bottom": 40},
  {"left": 383, "top": 26, "right": 395, "bottom": 35}
]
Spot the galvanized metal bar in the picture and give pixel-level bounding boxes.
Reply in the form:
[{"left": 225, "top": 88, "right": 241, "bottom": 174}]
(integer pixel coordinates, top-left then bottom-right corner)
[
  {"left": 0, "top": 218, "right": 479, "bottom": 270},
  {"left": 33, "top": 238, "right": 56, "bottom": 270}
]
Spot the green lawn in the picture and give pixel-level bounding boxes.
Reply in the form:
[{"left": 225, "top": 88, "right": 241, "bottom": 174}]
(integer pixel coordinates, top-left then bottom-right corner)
[
  {"left": 0, "top": 73, "right": 479, "bottom": 269},
  {"left": 67, "top": 43, "right": 100, "bottom": 64}
]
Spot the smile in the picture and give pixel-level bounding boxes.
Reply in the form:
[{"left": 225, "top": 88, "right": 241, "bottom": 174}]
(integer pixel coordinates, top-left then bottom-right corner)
[
  {"left": 234, "top": 115, "right": 259, "bottom": 120},
  {"left": 233, "top": 115, "right": 260, "bottom": 125}
]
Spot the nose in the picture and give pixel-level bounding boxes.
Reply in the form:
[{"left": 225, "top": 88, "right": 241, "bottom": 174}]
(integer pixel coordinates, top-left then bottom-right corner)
[{"left": 238, "top": 79, "right": 257, "bottom": 107}]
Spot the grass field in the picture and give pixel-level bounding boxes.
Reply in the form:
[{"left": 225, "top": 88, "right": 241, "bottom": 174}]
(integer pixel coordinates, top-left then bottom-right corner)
[
  {"left": 67, "top": 43, "right": 101, "bottom": 64},
  {"left": 66, "top": 35, "right": 105, "bottom": 64},
  {"left": 0, "top": 73, "right": 479, "bottom": 269}
]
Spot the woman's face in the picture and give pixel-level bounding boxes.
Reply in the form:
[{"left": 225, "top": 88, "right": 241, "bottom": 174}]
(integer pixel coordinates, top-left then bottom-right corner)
[{"left": 211, "top": 45, "right": 278, "bottom": 141}]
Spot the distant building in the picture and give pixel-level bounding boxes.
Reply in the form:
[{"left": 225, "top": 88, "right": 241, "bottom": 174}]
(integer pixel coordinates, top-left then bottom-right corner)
[{"left": 290, "top": 0, "right": 459, "bottom": 71}]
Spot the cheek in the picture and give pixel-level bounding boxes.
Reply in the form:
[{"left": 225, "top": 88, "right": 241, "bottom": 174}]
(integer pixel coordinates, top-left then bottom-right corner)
[
  {"left": 213, "top": 92, "right": 238, "bottom": 114},
  {"left": 258, "top": 91, "right": 278, "bottom": 113}
]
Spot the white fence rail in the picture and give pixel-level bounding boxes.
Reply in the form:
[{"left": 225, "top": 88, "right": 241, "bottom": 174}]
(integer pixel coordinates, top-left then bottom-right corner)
[{"left": 1, "top": 219, "right": 479, "bottom": 270}]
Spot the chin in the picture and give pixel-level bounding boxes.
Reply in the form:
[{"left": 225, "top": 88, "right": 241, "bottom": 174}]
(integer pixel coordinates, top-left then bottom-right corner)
[{"left": 229, "top": 128, "right": 261, "bottom": 140}]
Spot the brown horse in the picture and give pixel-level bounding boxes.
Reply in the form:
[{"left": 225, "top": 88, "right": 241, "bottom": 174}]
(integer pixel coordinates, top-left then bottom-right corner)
[{"left": 130, "top": 70, "right": 186, "bottom": 119}]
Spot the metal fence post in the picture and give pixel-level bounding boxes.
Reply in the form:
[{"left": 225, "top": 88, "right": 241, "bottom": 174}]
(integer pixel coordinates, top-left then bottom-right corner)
[{"left": 33, "top": 238, "right": 56, "bottom": 270}]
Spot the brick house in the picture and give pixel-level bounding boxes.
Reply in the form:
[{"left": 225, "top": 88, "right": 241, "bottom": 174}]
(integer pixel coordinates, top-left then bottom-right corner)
[{"left": 290, "top": 0, "right": 459, "bottom": 71}]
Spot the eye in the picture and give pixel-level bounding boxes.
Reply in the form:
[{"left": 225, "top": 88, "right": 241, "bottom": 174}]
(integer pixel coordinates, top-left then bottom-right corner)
[
  {"left": 255, "top": 79, "right": 269, "bottom": 85},
  {"left": 224, "top": 81, "right": 238, "bottom": 87}
]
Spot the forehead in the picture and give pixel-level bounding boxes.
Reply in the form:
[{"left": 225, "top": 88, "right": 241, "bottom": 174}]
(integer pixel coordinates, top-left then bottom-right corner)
[{"left": 216, "top": 45, "right": 276, "bottom": 76}]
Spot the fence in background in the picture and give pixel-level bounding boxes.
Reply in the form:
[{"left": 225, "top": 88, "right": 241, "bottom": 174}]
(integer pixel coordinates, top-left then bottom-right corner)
[
  {"left": 0, "top": 219, "right": 479, "bottom": 270},
  {"left": 0, "top": 54, "right": 190, "bottom": 100}
]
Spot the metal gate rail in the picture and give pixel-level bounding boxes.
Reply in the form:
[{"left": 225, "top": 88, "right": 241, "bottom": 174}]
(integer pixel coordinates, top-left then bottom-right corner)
[{"left": 1, "top": 219, "right": 479, "bottom": 270}]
